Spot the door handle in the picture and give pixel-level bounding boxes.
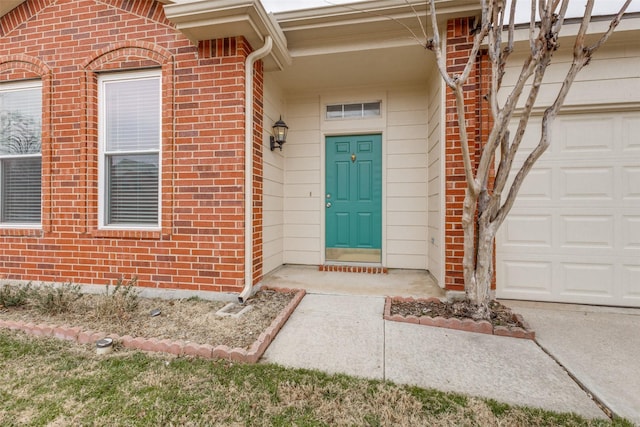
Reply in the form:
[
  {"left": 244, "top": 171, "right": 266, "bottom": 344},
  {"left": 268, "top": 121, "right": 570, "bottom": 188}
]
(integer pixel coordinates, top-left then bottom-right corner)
[{"left": 326, "top": 202, "right": 332, "bottom": 208}]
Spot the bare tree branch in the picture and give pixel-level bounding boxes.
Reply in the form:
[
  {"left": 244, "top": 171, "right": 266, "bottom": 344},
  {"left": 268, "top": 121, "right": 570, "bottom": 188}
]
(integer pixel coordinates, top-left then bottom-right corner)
[
  {"left": 494, "top": 0, "right": 631, "bottom": 229},
  {"left": 426, "top": 0, "right": 455, "bottom": 88},
  {"left": 586, "top": 0, "right": 631, "bottom": 53}
]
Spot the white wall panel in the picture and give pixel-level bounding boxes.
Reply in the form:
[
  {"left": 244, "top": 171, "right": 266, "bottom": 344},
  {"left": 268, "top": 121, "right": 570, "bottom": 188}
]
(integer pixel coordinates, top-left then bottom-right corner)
[
  {"left": 427, "top": 70, "right": 442, "bottom": 285},
  {"left": 262, "top": 73, "right": 286, "bottom": 275}
]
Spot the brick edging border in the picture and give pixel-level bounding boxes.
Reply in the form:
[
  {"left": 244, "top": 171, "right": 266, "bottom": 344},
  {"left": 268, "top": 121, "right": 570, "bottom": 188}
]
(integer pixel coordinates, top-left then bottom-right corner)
[
  {"left": 0, "top": 288, "right": 306, "bottom": 363},
  {"left": 319, "top": 265, "right": 388, "bottom": 274},
  {"left": 383, "top": 296, "right": 535, "bottom": 340}
]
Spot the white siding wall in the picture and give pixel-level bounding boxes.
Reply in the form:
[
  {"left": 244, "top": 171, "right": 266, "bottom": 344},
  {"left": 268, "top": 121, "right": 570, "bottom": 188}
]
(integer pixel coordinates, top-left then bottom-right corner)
[
  {"left": 426, "top": 72, "right": 443, "bottom": 285},
  {"left": 283, "top": 96, "right": 322, "bottom": 265},
  {"left": 386, "top": 87, "right": 429, "bottom": 269},
  {"left": 500, "top": 40, "right": 640, "bottom": 107},
  {"left": 282, "top": 86, "right": 430, "bottom": 270},
  {"left": 262, "top": 73, "right": 286, "bottom": 275}
]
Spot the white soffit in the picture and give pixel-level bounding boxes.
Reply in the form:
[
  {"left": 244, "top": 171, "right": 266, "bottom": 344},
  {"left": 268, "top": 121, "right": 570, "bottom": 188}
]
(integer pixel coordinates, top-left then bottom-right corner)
[{"left": 163, "top": 0, "right": 291, "bottom": 71}]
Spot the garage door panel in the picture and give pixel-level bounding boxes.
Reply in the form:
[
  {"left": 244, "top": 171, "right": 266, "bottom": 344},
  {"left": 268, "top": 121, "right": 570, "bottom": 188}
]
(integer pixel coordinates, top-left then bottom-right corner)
[
  {"left": 622, "top": 115, "right": 640, "bottom": 151},
  {"left": 497, "top": 109, "right": 640, "bottom": 307},
  {"left": 560, "top": 263, "right": 614, "bottom": 297},
  {"left": 507, "top": 116, "right": 541, "bottom": 154},
  {"left": 623, "top": 166, "right": 640, "bottom": 198},
  {"left": 501, "top": 215, "right": 552, "bottom": 247},
  {"left": 505, "top": 168, "right": 552, "bottom": 200},
  {"left": 560, "top": 215, "right": 614, "bottom": 249},
  {"left": 499, "top": 259, "right": 553, "bottom": 295},
  {"left": 560, "top": 115, "right": 614, "bottom": 153},
  {"left": 560, "top": 167, "right": 614, "bottom": 200},
  {"left": 622, "top": 265, "right": 640, "bottom": 301},
  {"left": 622, "top": 216, "right": 640, "bottom": 249}
]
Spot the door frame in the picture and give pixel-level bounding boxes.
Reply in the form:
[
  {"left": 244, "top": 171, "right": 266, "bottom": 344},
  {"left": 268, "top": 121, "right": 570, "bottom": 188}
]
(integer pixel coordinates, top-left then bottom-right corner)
[{"left": 321, "top": 131, "right": 386, "bottom": 265}]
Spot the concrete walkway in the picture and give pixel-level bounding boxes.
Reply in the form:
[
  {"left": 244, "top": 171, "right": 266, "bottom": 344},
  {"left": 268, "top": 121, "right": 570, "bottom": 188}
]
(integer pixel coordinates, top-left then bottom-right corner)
[
  {"left": 262, "top": 292, "right": 640, "bottom": 422},
  {"left": 508, "top": 301, "right": 640, "bottom": 425}
]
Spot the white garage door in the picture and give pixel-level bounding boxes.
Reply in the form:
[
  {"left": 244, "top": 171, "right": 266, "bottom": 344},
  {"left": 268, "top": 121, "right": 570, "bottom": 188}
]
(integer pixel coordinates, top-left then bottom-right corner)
[{"left": 497, "top": 109, "right": 640, "bottom": 307}]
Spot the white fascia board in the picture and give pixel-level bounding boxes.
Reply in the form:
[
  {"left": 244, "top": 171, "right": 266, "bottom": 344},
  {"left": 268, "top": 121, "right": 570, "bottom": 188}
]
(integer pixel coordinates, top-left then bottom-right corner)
[
  {"left": 522, "top": 12, "right": 640, "bottom": 36},
  {"left": 164, "top": 0, "right": 291, "bottom": 71},
  {"left": 508, "top": 13, "right": 640, "bottom": 46}
]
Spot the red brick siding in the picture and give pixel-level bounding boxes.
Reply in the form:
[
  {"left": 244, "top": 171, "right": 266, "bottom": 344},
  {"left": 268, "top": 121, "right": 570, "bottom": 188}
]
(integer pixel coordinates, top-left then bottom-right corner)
[
  {"left": 0, "top": 0, "right": 265, "bottom": 293},
  {"left": 251, "top": 59, "right": 264, "bottom": 285},
  {"left": 443, "top": 17, "right": 492, "bottom": 292}
]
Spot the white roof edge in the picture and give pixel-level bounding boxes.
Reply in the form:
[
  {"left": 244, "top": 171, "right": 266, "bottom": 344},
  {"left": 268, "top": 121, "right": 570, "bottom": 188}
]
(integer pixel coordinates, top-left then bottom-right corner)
[
  {"left": 274, "top": 0, "right": 478, "bottom": 26},
  {"left": 163, "top": 0, "right": 291, "bottom": 70},
  {"left": 511, "top": 12, "right": 640, "bottom": 43}
]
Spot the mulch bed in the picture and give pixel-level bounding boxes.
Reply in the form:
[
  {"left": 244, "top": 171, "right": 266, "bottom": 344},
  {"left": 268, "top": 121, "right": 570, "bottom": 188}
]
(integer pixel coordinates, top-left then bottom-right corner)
[
  {"left": 385, "top": 297, "right": 535, "bottom": 340},
  {"left": 0, "top": 286, "right": 306, "bottom": 362}
]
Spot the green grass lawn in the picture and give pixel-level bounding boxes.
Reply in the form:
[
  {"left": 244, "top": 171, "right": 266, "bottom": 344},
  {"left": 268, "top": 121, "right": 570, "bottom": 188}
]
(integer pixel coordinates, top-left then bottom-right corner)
[{"left": 0, "top": 330, "right": 632, "bottom": 426}]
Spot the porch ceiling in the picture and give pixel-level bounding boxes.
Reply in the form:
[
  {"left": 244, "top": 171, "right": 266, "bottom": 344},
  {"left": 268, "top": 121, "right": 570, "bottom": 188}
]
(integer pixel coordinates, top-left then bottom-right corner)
[
  {"left": 268, "top": 0, "right": 474, "bottom": 94},
  {"left": 270, "top": 43, "right": 434, "bottom": 94}
]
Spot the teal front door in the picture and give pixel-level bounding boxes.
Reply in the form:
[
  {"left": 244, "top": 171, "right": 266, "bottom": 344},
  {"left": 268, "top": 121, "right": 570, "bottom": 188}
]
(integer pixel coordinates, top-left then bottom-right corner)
[{"left": 325, "top": 135, "right": 382, "bottom": 263}]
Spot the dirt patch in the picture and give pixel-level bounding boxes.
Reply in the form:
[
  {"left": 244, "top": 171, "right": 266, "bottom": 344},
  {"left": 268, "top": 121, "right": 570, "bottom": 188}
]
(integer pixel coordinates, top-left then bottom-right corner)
[
  {"left": 390, "top": 299, "right": 525, "bottom": 328},
  {"left": 0, "top": 288, "right": 296, "bottom": 350}
]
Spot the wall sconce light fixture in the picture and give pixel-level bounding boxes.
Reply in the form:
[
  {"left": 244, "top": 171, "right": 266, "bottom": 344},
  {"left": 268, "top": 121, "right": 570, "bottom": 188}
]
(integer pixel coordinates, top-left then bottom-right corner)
[{"left": 270, "top": 116, "right": 288, "bottom": 151}]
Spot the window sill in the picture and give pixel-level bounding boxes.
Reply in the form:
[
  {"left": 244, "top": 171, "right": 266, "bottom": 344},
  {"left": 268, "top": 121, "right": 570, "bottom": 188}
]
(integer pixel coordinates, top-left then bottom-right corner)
[
  {"left": 92, "top": 228, "right": 162, "bottom": 240},
  {"left": 0, "top": 226, "right": 43, "bottom": 237}
]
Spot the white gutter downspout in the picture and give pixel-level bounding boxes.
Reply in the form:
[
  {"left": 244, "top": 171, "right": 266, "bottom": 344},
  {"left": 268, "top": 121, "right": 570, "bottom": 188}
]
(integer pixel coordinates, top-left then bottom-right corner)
[{"left": 239, "top": 35, "right": 273, "bottom": 303}]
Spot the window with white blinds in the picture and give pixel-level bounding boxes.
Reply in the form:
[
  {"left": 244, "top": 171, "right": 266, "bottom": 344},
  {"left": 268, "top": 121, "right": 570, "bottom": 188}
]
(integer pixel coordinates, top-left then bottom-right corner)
[
  {"left": 99, "top": 71, "right": 161, "bottom": 228},
  {"left": 0, "top": 81, "right": 42, "bottom": 225}
]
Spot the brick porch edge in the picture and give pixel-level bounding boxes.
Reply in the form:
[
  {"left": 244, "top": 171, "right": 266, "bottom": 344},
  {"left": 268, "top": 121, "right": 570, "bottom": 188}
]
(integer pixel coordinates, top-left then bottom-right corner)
[
  {"left": 0, "top": 287, "right": 306, "bottom": 363},
  {"left": 384, "top": 296, "right": 535, "bottom": 340}
]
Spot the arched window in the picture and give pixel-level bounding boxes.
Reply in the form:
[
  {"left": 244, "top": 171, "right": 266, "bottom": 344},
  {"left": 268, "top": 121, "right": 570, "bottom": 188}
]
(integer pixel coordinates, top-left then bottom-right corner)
[
  {"left": 0, "top": 79, "right": 42, "bottom": 225},
  {"left": 98, "top": 70, "right": 161, "bottom": 229}
]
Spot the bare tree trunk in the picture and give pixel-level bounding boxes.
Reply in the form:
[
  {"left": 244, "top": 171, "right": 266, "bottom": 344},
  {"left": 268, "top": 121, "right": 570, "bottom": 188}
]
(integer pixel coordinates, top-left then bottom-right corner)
[{"left": 420, "top": 0, "right": 631, "bottom": 320}]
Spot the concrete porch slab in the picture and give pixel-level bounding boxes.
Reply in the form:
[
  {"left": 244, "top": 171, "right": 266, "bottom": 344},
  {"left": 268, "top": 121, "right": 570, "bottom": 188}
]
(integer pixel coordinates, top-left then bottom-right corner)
[{"left": 261, "top": 265, "right": 445, "bottom": 298}]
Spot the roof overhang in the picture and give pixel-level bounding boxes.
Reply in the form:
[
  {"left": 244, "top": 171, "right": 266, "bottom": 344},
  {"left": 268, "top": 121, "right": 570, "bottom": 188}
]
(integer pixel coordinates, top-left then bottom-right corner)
[
  {"left": 0, "top": 0, "right": 24, "bottom": 17},
  {"left": 510, "top": 12, "right": 640, "bottom": 46},
  {"left": 273, "top": 0, "right": 480, "bottom": 57},
  {"left": 163, "top": 0, "right": 291, "bottom": 71}
]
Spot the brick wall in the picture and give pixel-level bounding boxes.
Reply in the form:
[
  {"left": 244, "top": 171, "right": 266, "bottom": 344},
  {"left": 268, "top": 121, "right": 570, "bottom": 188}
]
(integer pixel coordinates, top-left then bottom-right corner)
[
  {"left": 0, "top": 0, "right": 264, "bottom": 293},
  {"left": 443, "top": 17, "right": 492, "bottom": 292}
]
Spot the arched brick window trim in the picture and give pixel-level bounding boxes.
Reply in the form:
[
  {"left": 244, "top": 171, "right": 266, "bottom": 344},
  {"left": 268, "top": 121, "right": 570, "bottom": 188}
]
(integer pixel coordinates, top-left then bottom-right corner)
[
  {"left": 0, "top": 55, "right": 53, "bottom": 235},
  {"left": 82, "top": 42, "right": 175, "bottom": 239}
]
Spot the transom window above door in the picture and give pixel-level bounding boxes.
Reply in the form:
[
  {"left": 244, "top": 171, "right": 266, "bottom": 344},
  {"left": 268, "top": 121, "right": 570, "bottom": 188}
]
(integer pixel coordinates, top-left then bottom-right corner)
[
  {"left": 0, "top": 80, "right": 42, "bottom": 226},
  {"left": 98, "top": 70, "right": 161, "bottom": 229},
  {"left": 326, "top": 101, "right": 381, "bottom": 120}
]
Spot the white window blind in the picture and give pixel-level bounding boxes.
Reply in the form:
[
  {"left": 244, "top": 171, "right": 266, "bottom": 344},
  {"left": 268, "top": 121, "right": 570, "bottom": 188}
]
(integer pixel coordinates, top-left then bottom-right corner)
[
  {"left": 100, "top": 72, "right": 160, "bottom": 227},
  {"left": 0, "top": 83, "right": 42, "bottom": 224}
]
